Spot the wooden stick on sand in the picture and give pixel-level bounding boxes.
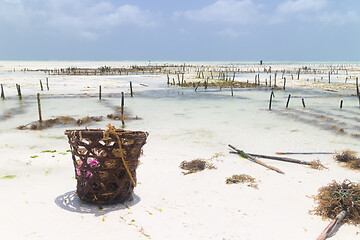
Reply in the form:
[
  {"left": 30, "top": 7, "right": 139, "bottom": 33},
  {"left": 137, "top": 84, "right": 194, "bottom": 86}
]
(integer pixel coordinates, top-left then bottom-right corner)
[
  {"left": 316, "top": 210, "right": 346, "bottom": 240},
  {"left": 229, "top": 145, "right": 285, "bottom": 174},
  {"left": 276, "top": 152, "right": 334, "bottom": 155}
]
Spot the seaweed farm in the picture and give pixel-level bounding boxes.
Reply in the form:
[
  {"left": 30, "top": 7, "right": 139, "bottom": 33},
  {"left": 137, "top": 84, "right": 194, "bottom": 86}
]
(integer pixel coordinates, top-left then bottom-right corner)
[{"left": 1, "top": 61, "right": 360, "bottom": 239}]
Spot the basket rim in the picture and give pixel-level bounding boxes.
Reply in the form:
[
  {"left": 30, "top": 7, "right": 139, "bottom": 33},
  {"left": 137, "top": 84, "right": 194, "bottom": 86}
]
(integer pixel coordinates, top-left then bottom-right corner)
[{"left": 64, "top": 128, "right": 148, "bottom": 137}]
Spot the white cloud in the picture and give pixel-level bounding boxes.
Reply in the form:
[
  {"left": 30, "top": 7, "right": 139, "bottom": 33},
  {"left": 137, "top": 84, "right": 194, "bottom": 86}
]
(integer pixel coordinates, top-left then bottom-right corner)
[
  {"left": 277, "top": 0, "right": 327, "bottom": 14},
  {"left": 0, "top": 0, "right": 156, "bottom": 39},
  {"left": 274, "top": 0, "right": 359, "bottom": 26},
  {"left": 317, "top": 10, "right": 358, "bottom": 25},
  {"left": 174, "top": 0, "right": 262, "bottom": 24},
  {"left": 217, "top": 27, "right": 240, "bottom": 38}
]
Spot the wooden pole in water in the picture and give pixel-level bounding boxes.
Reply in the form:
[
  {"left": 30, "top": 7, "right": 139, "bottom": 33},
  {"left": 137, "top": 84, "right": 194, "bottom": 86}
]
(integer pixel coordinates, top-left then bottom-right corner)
[
  {"left": 39, "top": 79, "right": 43, "bottom": 91},
  {"left": 356, "top": 77, "right": 360, "bottom": 107},
  {"left": 283, "top": 77, "right": 286, "bottom": 90},
  {"left": 297, "top": 69, "right": 300, "bottom": 80},
  {"left": 231, "top": 84, "right": 234, "bottom": 97},
  {"left": 130, "top": 81, "right": 133, "bottom": 97},
  {"left": 269, "top": 91, "right": 274, "bottom": 110},
  {"left": 302, "top": 98, "right": 306, "bottom": 108},
  {"left": 286, "top": 94, "right": 291, "bottom": 108},
  {"left": 16, "top": 84, "right": 22, "bottom": 100},
  {"left": 340, "top": 99, "right": 343, "bottom": 109},
  {"left": 46, "top": 78, "right": 49, "bottom": 90},
  {"left": 37, "top": 93, "right": 42, "bottom": 123},
  {"left": 99, "top": 85, "right": 102, "bottom": 100},
  {"left": 167, "top": 74, "right": 169, "bottom": 85},
  {"left": 1, "top": 84, "right": 4, "bottom": 100},
  {"left": 195, "top": 82, "right": 200, "bottom": 92},
  {"left": 121, "top": 92, "right": 125, "bottom": 127},
  {"left": 328, "top": 71, "right": 331, "bottom": 83}
]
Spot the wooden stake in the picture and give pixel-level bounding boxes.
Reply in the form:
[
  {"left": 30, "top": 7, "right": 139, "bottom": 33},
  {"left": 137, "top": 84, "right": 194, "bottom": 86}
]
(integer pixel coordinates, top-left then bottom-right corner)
[
  {"left": 328, "top": 71, "right": 331, "bottom": 83},
  {"left": 297, "top": 69, "right": 300, "bottom": 80},
  {"left": 1, "top": 84, "right": 4, "bottom": 100},
  {"left": 37, "top": 93, "right": 42, "bottom": 123},
  {"left": 167, "top": 74, "right": 169, "bottom": 85},
  {"left": 316, "top": 210, "right": 346, "bottom": 240},
  {"left": 269, "top": 91, "right": 274, "bottom": 110},
  {"left": 121, "top": 92, "right": 125, "bottom": 127},
  {"left": 340, "top": 100, "right": 343, "bottom": 109},
  {"left": 231, "top": 84, "right": 234, "bottom": 97},
  {"left": 99, "top": 85, "right": 102, "bottom": 100},
  {"left": 46, "top": 78, "right": 49, "bottom": 90},
  {"left": 130, "top": 81, "right": 133, "bottom": 97},
  {"left": 195, "top": 82, "right": 200, "bottom": 92},
  {"left": 283, "top": 77, "right": 286, "bottom": 90},
  {"left": 286, "top": 94, "right": 291, "bottom": 108},
  {"left": 356, "top": 77, "right": 360, "bottom": 107},
  {"left": 16, "top": 84, "right": 22, "bottom": 100},
  {"left": 302, "top": 98, "right": 306, "bottom": 108}
]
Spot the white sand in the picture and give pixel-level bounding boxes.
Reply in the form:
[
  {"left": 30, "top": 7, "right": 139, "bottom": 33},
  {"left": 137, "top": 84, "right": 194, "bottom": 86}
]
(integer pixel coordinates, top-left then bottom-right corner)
[{"left": 1, "top": 61, "right": 360, "bottom": 239}]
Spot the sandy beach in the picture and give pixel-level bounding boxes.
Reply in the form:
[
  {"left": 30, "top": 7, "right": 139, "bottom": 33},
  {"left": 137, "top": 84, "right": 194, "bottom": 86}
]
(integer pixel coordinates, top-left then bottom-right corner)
[{"left": 1, "top": 61, "right": 360, "bottom": 239}]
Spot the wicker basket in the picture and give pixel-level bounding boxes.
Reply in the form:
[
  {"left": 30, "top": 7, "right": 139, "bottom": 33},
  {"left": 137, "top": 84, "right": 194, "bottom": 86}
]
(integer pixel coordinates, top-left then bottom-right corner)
[{"left": 65, "top": 128, "right": 148, "bottom": 204}]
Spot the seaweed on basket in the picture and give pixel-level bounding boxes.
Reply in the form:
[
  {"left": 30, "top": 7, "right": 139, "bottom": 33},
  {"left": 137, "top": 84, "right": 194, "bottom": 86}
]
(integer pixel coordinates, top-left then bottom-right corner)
[
  {"left": 334, "top": 150, "right": 360, "bottom": 169},
  {"left": 311, "top": 180, "right": 360, "bottom": 225},
  {"left": 226, "top": 174, "right": 258, "bottom": 189},
  {"left": 180, "top": 159, "right": 216, "bottom": 175}
]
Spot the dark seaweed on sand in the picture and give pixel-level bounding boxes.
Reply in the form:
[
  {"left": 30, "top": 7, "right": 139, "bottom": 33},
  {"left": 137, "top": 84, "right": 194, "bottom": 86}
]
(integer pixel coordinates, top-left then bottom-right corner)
[
  {"left": 334, "top": 150, "right": 360, "bottom": 169},
  {"left": 17, "top": 116, "right": 102, "bottom": 130},
  {"left": 180, "top": 159, "right": 216, "bottom": 175},
  {"left": 226, "top": 174, "right": 258, "bottom": 189}
]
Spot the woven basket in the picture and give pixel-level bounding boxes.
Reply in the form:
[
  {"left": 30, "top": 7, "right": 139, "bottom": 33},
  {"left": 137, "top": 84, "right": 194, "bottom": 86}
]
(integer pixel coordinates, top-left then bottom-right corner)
[{"left": 65, "top": 128, "right": 148, "bottom": 204}]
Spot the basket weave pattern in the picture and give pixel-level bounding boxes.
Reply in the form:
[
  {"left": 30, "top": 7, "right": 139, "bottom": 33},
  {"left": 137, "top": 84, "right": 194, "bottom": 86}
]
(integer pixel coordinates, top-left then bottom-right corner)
[{"left": 65, "top": 129, "right": 148, "bottom": 204}]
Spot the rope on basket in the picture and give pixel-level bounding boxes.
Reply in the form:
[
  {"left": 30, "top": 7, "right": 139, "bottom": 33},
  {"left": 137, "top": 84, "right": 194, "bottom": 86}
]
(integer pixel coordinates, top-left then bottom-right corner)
[{"left": 104, "top": 124, "right": 136, "bottom": 187}]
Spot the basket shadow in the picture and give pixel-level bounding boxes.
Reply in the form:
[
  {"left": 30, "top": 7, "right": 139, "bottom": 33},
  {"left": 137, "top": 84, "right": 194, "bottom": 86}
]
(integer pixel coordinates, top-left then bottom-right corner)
[{"left": 54, "top": 190, "right": 141, "bottom": 216}]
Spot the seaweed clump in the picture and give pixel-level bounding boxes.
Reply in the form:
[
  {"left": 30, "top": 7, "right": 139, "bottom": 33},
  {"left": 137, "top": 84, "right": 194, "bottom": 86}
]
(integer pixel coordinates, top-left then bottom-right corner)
[
  {"left": 107, "top": 114, "right": 142, "bottom": 120},
  {"left": 334, "top": 150, "right": 360, "bottom": 169},
  {"left": 226, "top": 174, "right": 258, "bottom": 189},
  {"left": 309, "top": 159, "right": 327, "bottom": 170},
  {"left": 17, "top": 116, "right": 102, "bottom": 130},
  {"left": 180, "top": 159, "right": 216, "bottom": 175},
  {"left": 311, "top": 180, "right": 360, "bottom": 225}
]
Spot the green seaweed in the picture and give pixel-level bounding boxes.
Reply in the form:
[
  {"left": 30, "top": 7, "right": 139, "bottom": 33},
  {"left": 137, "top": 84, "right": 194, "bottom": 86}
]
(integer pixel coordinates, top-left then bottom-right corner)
[{"left": 1, "top": 175, "right": 16, "bottom": 179}]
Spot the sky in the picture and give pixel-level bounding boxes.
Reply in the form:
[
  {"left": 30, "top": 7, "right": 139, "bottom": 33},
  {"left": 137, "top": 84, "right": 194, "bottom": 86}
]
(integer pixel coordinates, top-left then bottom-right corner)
[{"left": 0, "top": 0, "right": 359, "bottom": 61}]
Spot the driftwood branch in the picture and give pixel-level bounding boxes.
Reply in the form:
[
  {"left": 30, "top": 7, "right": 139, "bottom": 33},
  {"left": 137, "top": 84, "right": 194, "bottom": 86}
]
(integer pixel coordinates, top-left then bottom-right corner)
[
  {"left": 228, "top": 145, "right": 284, "bottom": 174},
  {"left": 316, "top": 210, "right": 346, "bottom": 240}
]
